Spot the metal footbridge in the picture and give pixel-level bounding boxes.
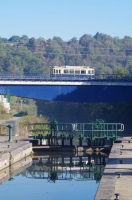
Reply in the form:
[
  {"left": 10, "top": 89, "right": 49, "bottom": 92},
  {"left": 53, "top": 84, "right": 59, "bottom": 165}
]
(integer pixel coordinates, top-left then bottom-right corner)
[{"left": 28, "top": 120, "right": 124, "bottom": 147}]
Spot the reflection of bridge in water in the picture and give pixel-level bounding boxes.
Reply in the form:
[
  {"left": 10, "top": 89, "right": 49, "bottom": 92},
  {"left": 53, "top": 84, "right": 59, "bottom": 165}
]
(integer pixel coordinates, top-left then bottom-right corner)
[{"left": 23, "top": 153, "right": 108, "bottom": 183}]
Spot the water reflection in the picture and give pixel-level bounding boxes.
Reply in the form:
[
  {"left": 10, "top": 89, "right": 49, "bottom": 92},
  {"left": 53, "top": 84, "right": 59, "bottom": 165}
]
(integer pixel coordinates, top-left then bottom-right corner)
[
  {"left": 0, "top": 152, "right": 109, "bottom": 200},
  {"left": 23, "top": 152, "right": 108, "bottom": 183},
  {"left": 0, "top": 156, "right": 32, "bottom": 185}
]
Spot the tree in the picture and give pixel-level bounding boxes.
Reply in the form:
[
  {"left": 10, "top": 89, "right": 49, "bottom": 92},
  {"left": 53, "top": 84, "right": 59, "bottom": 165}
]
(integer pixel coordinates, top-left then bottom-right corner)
[
  {"left": 113, "top": 67, "right": 130, "bottom": 77},
  {"left": 8, "top": 36, "right": 21, "bottom": 42},
  {"left": 21, "top": 35, "right": 29, "bottom": 42}
]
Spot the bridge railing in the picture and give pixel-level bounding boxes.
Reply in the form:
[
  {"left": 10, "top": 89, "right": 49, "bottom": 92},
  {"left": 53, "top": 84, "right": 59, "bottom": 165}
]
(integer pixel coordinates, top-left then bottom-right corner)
[
  {"left": 0, "top": 73, "right": 132, "bottom": 82},
  {"left": 27, "top": 121, "right": 124, "bottom": 141}
]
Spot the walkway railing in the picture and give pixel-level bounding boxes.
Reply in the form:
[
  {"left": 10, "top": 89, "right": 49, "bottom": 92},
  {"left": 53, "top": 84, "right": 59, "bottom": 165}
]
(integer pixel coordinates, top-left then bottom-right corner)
[{"left": 27, "top": 120, "right": 124, "bottom": 146}]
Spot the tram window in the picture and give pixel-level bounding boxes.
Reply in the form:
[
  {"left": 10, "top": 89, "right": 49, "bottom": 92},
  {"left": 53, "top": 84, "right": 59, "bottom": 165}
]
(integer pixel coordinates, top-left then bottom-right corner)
[
  {"left": 92, "top": 70, "right": 94, "bottom": 74},
  {"left": 88, "top": 70, "right": 92, "bottom": 74},
  {"left": 54, "top": 69, "right": 55, "bottom": 73},
  {"left": 70, "top": 70, "right": 74, "bottom": 74},
  {"left": 75, "top": 70, "right": 80, "bottom": 74},
  {"left": 56, "top": 70, "right": 58, "bottom": 73},
  {"left": 59, "top": 70, "right": 61, "bottom": 73},
  {"left": 64, "top": 70, "right": 68, "bottom": 73},
  {"left": 81, "top": 70, "right": 86, "bottom": 74}
]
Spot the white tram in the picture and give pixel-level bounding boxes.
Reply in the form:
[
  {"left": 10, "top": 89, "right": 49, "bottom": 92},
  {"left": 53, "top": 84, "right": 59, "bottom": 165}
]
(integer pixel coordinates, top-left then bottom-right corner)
[{"left": 50, "top": 66, "right": 95, "bottom": 79}]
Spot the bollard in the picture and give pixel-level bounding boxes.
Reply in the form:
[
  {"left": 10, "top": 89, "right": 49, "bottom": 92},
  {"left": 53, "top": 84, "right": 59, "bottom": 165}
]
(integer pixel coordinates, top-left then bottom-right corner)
[
  {"left": 120, "top": 151, "right": 122, "bottom": 155},
  {"left": 115, "top": 193, "right": 120, "bottom": 199},
  {"left": 119, "top": 160, "right": 123, "bottom": 164},
  {"left": 6, "top": 125, "right": 13, "bottom": 142},
  {"left": 117, "top": 173, "right": 122, "bottom": 178},
  {"left": 7, "top": 145, "right": 10, "bottom": 148},
  {"left": 128, "top": 140, "right": 131, "bottom": 143},
  {"left": 121, "top": 145, "right": 124, "bottom": 148}
]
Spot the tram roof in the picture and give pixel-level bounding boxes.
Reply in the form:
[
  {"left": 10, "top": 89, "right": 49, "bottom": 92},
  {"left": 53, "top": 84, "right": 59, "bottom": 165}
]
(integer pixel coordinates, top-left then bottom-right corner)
[{"left": 52, "top": 66, "right": 93, "bottom": 69}]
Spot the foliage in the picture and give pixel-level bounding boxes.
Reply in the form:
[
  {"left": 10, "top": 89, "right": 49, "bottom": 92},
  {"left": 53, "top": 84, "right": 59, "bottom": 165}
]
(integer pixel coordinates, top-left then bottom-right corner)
[
  {"left": 18, "top": 114, "right": 49, "bottom": 136},
  {"left": 113, "top": 67, "right": 130, "bottom": 76},
  {"left": 0, "top": 103, "right": 12, "bottom": 120},
  {"left": 0, "top": 33, "right": 132, "bottom": 75},
  {"left": 10, "top": 96, "right": 37, "bottom": 116}
]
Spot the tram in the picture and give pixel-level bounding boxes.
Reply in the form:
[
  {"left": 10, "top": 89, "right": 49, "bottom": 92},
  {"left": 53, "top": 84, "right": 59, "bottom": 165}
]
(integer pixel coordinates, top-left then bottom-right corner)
[{"left": 50, "top": 66, "right": 95, "bottom": 79}]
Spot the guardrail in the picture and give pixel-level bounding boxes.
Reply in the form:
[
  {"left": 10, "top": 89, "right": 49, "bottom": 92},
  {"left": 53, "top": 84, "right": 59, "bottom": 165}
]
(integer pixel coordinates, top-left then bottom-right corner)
[{"left": 0, "top": 73, "right": 132, "bottom": 82}]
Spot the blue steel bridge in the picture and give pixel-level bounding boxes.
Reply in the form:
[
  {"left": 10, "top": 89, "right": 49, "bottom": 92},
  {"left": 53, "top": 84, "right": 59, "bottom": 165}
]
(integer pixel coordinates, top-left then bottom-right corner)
[{"left": 0, "top": 74, "right": 132, "bottom": 102}]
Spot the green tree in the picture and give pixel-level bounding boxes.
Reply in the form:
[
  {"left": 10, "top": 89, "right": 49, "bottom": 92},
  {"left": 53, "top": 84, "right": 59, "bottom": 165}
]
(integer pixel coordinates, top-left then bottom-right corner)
[{"left": 113, "top": 67, "right": 130, "bottom": 76}]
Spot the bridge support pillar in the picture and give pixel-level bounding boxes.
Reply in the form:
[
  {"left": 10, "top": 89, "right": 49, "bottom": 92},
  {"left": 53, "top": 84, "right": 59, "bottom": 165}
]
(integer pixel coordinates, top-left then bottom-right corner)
[
  {"left": 93, "top": 139, "right": 96, "bottom": 146},
  {"left": 87, "top": 138, "right": 91, "bottom": 147},
  {"left": 111, "top": 138, "right": 114, "bottom": 145},
  {"left": 62, "top": 138, "right": 64, "bottom": 146},
  {"left": 70, "top": 156, "right": 73, "bottom": 165},
  {"left": 48, "top": 138, "right": 50, "bottom": 146},
  {"left": 99, "top": 156, "right": 102, "bottom": 165},
  {"left": 40, "top": 139, "right": 42, "bottom": 146},
  {"left": 102, "top": 157, "right": 106, "bottom": 165},
  {"left": 62, "top": 156, "right": 64, "bottom": 165},
  {"left": 79, "top": 157, "right": 83, "bottom": 166},
  {"left": 70, "top": 138, "right": 73, "bottom": 146},
  {"left": 103, "top": 138, "right": 105, "bottom": 146},
  {"left": 79, "top": 138, "right": 82, "bottom": 146}
]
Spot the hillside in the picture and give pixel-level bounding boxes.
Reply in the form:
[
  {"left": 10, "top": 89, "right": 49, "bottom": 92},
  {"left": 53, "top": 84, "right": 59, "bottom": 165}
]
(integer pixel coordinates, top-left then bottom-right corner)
[{"left": 0, "top": 33, "right": 132, "bottom": 75}]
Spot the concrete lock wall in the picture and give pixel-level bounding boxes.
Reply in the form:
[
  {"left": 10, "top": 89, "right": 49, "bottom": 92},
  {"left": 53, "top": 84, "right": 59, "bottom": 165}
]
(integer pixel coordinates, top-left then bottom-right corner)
[
  {"left": 0, "top": 143, "right": 32, "bottom": 171},
  {"left": 10, "top": 143, "right": 32, "bottom": 165},
  {"left": 0, "top": 156, "right": 32, "bottom": 184},
  {"left": 0, "top": 153, "right": 10, "bottom": 171}
]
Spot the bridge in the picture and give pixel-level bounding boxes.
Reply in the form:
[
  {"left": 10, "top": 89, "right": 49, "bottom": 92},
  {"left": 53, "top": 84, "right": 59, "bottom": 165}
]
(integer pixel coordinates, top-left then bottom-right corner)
[{"left": 0, "top": 74, "right": 132, "bottom": 102}]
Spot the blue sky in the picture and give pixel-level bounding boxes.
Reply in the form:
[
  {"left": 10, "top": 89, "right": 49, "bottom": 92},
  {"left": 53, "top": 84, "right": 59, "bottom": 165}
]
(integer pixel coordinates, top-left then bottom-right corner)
[{"left": 0, "top": 0, "right": 131, "bottom": 41}]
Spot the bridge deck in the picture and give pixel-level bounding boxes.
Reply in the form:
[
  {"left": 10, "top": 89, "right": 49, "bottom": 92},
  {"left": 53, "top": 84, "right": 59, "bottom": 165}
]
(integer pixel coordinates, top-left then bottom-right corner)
[{"left": 0, "top": 79, "right": 132, "bottom": 86}]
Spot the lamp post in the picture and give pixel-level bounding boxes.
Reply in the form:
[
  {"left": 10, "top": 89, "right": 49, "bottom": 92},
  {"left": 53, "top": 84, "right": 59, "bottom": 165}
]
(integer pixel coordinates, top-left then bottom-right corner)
[{"left": 20, "top": 99, "right": 23, "bottom": 111}]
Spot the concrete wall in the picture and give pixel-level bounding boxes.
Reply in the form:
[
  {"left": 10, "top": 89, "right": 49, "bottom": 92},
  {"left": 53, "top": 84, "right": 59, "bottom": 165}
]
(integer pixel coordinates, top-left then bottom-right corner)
[
  {"left": 0, "top": 153, "right": 9, "bottom": 171},
  {"left": 10, "top": 143, "right": 32, "bottom": 164},
  {"left": 0, "top": 143, "right": 32, "bottom": 171},
  {"left": 0, "top": 156, "right": 32, "bottom": 185}
]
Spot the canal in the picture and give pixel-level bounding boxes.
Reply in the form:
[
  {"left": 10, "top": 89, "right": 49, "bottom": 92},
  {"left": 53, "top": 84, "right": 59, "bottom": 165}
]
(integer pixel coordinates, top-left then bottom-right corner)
[{"left": 0, "top": 152, "right": 108, "bottom": 200}]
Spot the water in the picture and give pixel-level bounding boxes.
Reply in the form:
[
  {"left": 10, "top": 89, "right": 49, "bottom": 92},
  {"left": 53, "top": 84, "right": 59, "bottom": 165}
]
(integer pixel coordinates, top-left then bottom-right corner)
[{"left": 0, "top": 152, "right": 108, "bottom": 200}]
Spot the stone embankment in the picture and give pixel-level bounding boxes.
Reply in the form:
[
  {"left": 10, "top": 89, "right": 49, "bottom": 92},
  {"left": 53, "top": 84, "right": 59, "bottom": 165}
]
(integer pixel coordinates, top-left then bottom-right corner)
[
  {"left": 95, "top": 137, "right": 132, "bottom": 200},
  {"left": 0, "top": 136, "right": 32, "bottom": 171}
]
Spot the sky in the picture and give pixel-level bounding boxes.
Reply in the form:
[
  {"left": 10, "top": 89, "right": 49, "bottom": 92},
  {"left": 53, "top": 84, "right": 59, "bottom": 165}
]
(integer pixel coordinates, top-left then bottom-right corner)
[{"left": 0, "top": 0, "right": 132, "bottom": 41}]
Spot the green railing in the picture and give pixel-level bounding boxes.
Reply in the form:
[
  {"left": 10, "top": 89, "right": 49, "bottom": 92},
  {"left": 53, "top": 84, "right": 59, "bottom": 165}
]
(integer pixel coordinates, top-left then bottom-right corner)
[{"left": 28, "top": 119, "right": 124, "bottom": 142}]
